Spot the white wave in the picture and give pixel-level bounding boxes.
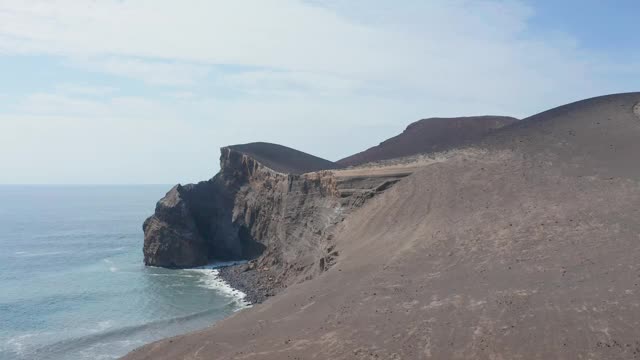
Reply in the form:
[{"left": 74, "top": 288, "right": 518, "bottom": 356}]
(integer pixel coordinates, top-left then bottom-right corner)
[
  {"left": 13, "top": 251, "right": 70, "bottom": 257},
  {"left": 30, "top": 305, "right": 239, "bottom": 359},
  {"left": 77, "top": 340, "right": 142, "bottom": 360},
  {"left": 101, "top": 259, "right": 119, "bottom": 272},
  {"left": 184, "top": 268, "right": 250, "bottom": 309},
  {"left": 144, "top": 273, "right": 195, "bottom": 278},
  {"left": 2, "top": 333, "right": 38, "bottom": 356},
  {"left": 93, "top": 321, "right": 115, "bottom": 333},
  {"left": 4, "top": 336, "right": 26, "bottom": 356}
]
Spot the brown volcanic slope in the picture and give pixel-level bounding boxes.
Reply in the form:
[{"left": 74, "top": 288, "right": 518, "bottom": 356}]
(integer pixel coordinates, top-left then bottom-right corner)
[
  {"left": 229, "top": 142, "right": 342, "bottom": 174},
  {"left": 337, "top": 116, "right": 517, "bottom": 167},
  {"left": 125, "top": 93, "right": 640, "bottom": 360}
]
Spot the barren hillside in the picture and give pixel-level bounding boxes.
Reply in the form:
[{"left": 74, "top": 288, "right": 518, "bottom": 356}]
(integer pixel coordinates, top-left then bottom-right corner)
[
  {"left": 338, "top": 116, "right": 517, "bottom": 167},
  {"left": 128, "top": 93, "right": 640, "bottom": 359}
]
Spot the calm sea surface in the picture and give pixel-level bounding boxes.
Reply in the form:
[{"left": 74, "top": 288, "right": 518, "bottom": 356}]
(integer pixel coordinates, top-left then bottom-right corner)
[{"left": 0, "top": 185, "right": 247, "bottom": 360}]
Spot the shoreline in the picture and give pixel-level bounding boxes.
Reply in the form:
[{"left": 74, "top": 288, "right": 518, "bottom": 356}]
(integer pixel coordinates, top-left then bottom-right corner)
[
  {"left": 217, "top": 262, "right": 282, "bottom": 305},
  {"left": 184, "top": 260, "right": 264, "bottom": 304},
  {"left": 180, "top": 259, "right": 278, "bottom": 305}
]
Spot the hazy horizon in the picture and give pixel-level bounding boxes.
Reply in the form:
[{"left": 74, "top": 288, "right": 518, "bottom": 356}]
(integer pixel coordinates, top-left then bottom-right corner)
[{"left": 1, "top": 0, "right": 639, "bottom": 184}]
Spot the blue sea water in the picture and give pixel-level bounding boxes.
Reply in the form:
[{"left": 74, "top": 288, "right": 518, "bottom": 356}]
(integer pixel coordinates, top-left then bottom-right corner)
[{"left": 0, "top": 186, "right": 247, "bottom": 360}]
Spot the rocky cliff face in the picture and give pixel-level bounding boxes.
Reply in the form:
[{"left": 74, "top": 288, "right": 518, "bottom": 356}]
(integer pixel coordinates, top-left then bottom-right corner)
[
  {"left": 220, "top": 147, "right": 346, "bottom": 292},
  {"left": 144, "top": 145, "right": 336, "bottom": 268},
  {"left": 143, "top": 143, "right": 408, "bottom": 298}
]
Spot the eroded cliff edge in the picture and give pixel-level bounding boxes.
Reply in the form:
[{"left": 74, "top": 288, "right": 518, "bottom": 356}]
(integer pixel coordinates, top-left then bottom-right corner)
[{"left": 143, "top": 142, "right": 408, "bottom": 301}]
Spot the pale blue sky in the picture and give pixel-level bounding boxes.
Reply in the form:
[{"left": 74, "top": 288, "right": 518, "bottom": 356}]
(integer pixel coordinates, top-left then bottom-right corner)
[{"left": 0, "top": 0, "right": 638, "bottom": 184}]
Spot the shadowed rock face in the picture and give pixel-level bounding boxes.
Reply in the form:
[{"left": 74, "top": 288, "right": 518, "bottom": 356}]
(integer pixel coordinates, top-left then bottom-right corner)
[
  {"left": 337, "top": 116, "right": 517, "bottom": 167},
  {"left": 127, "top": 93, "right": 640, "bottom": 360},
  {"left": 142, "top": 184, "right": 208, "bottom": 268},
  {"left": 142, "top": 176, "right": 265, "bottom": 268}
]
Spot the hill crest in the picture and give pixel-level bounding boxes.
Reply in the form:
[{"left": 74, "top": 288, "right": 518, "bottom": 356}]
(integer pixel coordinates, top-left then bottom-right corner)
[{"left": 337, "top": 115, "right": 517, "bottom": 167}]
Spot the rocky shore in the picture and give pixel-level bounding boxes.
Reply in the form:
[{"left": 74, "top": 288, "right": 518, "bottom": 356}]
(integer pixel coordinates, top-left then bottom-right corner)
[{"left": 218, "top": 261, "right": 280, "bottom": 304}]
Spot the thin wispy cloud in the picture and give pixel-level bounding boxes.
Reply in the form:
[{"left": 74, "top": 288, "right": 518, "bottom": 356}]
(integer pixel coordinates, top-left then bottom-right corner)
[
  {"left": 1, "top": 0, "right": 631, "bottom": 101},
  {"left": 0, "top": 0, "right": 637, "bottom": 183},
  {"left": 78, "top": 57, "right": 212, "bottom": 86}
]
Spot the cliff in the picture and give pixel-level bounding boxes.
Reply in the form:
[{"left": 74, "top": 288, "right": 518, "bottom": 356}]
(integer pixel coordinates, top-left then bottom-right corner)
[
  {"left": 143, "top": 142, "right": 410, "bottom": 298},
  {"left": 144, "top": 144, "right": 336, "bottom": 266}
]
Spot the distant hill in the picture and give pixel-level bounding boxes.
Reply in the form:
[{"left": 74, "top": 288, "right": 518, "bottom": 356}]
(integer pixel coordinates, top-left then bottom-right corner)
[
  {"left": 338, "top": 116, "right": 517, "bottom": 166},
  {"left": 482, "top": 93, "right": 640, "bottom": 179}
]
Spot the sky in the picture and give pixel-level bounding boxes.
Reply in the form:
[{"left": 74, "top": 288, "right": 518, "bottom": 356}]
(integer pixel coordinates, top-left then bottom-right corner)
[{"left": 0, "top": 0, "right": 638, "bottom": 184}]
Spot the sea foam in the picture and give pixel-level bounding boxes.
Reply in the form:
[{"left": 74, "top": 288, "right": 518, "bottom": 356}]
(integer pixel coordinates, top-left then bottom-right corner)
[{"left": 184, "top": 263, "right": 250, "bottom": 309}]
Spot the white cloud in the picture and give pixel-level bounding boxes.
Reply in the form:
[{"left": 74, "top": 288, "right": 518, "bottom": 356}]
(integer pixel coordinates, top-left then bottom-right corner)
[
  {"left": 222, "top": 70, "right": 359, "bottom": 96},
  {"left": 55, "top": 83, "right": 117, "bottom": 96},
  {"left": 78, "top": 57, "right": 211, "bottom": 86},
  {"left": 0, "top": 0, "right": 638, "bottom": 183},
  {"left": 0, "top": 0, "right": 636, "bottom": 112},
  {"left": 16, "top": 93, "right": 110, "bottom": 116},
  {"left": 169, "top": 91, "right": 196, "bottom": 100},
  {"left": 0, "top": 1, "right": 379, "bottom": 72},
  {"left": 14, "top": 91, "right": 179, "bottom": 119}
]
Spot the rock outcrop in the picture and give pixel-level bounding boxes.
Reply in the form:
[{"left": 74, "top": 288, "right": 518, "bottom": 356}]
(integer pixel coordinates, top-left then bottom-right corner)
[
  {"left": 142, "top": 175, "right": 262, "bottom": 268},
  {"left": 143, "top": 143, "right": 341, "bottom": 268},
  {"left": 142, "top": 184, "right": 209, "bottom": 268}
]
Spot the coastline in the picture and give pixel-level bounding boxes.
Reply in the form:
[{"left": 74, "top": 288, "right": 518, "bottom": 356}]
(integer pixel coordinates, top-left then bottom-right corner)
[
  {"left": 187, "top": 261, "right": 256, "bottom": 304},
  {"left": 217, "top": 261, "right": 283, "bottom": 305}
]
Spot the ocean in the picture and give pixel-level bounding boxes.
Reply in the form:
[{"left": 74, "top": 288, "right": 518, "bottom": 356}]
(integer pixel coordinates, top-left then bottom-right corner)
[{"left": 0, "top": 185, "right": 248, "bottom": 360}]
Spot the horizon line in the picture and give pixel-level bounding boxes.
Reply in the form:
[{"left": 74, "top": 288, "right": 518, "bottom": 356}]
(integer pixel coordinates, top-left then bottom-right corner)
[{"left": 0, "top": 183, "right": 175, "bottom": 186}]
